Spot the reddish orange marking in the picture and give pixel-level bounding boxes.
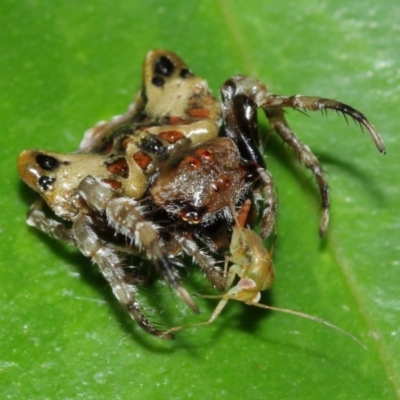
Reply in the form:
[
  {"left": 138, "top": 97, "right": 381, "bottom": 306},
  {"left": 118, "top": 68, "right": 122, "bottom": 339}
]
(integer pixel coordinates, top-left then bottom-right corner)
[
  {"left": 237, "top": 199, "right": 251, "bottom": 228},
  {"left": 184, "top": 155, "right": 201, "bottom": 169},
  {"left": 169, "top": 116, "right": 184, "bottom": 125},
  {"left": 195, "top": 147, "right": 214, "bottom": 161},
  {"left": 133, "top": 151, "right": 152, "bottom": 169},
  {"left": 101, "top": 178, "right": 122, "bottom": 190},
  {"left": 100, "top": 140, "right": 114, "bottom": 154},
  {"left": 158, "top": 130, "right": 185, "bottom": 143},
  {"left": 187, "top": 107, "right": 210, "bottom": 119},
  {"left": 106, "top": 158, "right": 129, "bottom": 178}
]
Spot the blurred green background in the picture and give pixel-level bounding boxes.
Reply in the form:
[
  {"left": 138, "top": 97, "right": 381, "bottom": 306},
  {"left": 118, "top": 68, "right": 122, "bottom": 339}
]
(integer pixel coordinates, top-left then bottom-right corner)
[{"left": 1, "top": 1, "right": 399, "bottom": 399}]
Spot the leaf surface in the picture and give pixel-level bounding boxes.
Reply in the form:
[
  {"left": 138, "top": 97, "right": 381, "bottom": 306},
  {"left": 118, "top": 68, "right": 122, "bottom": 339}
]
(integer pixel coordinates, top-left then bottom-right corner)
[{"left": 1, "top": 1, "right": 399, "bottom": 398}]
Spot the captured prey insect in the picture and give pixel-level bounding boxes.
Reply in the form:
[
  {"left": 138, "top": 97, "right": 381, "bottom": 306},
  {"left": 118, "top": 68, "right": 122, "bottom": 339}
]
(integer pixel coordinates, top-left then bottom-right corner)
[
  {"left": 161, "top": 200, "right": 365, "bottom": 347},
  {"left": 17, "top": 50, "right": 385, "bottom": 338}
]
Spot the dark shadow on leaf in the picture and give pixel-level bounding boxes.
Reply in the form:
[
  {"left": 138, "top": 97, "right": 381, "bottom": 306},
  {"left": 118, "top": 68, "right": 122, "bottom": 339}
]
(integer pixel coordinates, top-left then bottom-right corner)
[
  {"left": 317, "top": 152, "right": 386, "bottom": 206},
  {"left": 236, "top": 290, "right": 275, "bottom": 334},
  {"left": 261, "top": 125, "right": 385, "bottom": 207}
]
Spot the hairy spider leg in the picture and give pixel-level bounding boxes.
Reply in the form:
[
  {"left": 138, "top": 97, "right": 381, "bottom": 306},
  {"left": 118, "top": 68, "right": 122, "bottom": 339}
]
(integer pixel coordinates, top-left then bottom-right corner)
[
  {"left": 77, "top": 176, "right": 204, "bottom": 336},
  {"left": 26, "top": 197, "right": 172, "bottom": 338},
  {"left": 221, "top": 75, "right": 385, "bottom": 236},
  {"left": 264, "top": 107, "right": 330, "bottom": 236}
]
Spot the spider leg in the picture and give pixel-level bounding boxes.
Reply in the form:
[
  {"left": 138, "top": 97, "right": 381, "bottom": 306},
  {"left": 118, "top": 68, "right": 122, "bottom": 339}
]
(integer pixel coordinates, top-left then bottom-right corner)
[
  {"left": 257, "top": 168, "right": 278, "bottom": 238},
  {"left": 79, "top": 93, "right": 141, "bottom": 152},
  {"left": 260, "top": 93, "right": 385, "bottom": 154},
  {"left": 221, "top": 76, "right": 265, "bottom": 167},
  {"left": 224, "top": 75, "right": 385, "bottom": 154},
  {"left": 221, "top": 77, "right": 278, "bottom": 238},
  {"left": 264, "top": 107, "right": 330, "bottom": 236},
  {"left": 77, "top": 176, "right": 199, "bottom": 314},
  {"left": 26, "top": 198, "right": 76, "bottom": 244},
  {"left": 222, "top": 75, "right": 385, "bottom": 235},
  {"left": 26, "top": 198, "right": 171, "bottom": 337},
  {"left": 72, "top": 213, "right": 174, "bottom": 339},
  {"left": 175, "top": 235, "right": 225, "bottom": 290}
]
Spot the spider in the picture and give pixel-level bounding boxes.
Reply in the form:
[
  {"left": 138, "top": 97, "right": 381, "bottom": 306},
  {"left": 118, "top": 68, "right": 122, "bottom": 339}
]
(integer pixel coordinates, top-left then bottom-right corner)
[{"left": 17, "top": 50, "right": 385, "bottom": 338}]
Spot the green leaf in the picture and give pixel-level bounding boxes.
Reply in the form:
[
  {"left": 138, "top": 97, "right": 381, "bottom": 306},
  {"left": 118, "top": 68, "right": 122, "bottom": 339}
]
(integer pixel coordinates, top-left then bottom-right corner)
[{"left": 1, "top": 1, "right": 399, "bottom": 398}]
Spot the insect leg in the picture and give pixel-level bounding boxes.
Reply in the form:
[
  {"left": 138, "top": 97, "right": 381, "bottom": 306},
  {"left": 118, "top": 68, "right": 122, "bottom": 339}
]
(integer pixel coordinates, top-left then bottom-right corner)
[{"left": 160, "top": 292, "right": 233, "bottom": 338}]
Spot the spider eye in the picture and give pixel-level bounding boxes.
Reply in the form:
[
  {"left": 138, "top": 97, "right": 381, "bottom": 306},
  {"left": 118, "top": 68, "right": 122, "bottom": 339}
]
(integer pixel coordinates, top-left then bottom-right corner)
[
  {"left": 179, "top": 206, "right": 204, "bottom": 224},
  {"left": 244, "top": 163, "right": 260, "bottom": 182}
]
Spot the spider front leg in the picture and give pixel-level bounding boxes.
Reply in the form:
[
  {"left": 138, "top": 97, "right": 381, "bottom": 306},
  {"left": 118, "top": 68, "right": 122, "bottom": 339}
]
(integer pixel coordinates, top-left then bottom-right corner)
[
  {"left": 222, "top": 75, "right": 385, "bottom": 236},
  {"left": 261, "top": 93, "right": 385, "bottom": 154},
  {"left": 224, "top": 75, "right": 385, "bottom": 154},
  {"left": 72, "top": 213, "right": 173, "bottom": 338},
  {"left": 77, "top": 176, "right": 199, "bottom": 314},
  {"left": 262, "top": 91, "right": 385, "bottom": 235}
]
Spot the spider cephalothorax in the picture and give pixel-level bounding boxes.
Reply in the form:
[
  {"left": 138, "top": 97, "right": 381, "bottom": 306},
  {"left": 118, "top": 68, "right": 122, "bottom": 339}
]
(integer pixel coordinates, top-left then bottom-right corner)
[
  {"left": 18, "top": 50, "right": 384, "bottom": 338},
  {"left": 150, "top": 137, "right": 259, "bottom": 225}
]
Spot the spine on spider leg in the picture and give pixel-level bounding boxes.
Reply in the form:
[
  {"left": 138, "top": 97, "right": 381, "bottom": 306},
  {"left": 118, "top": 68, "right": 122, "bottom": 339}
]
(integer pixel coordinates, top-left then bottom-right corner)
[
  {"left": 265, "top": 95, "right": 386, "bottom": 154},
  {"left": 72, "top": 213, "right": 135, "bottom": 307},
  {"left": 176, "top": 236, "right": 225, "bottom": 291}
]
